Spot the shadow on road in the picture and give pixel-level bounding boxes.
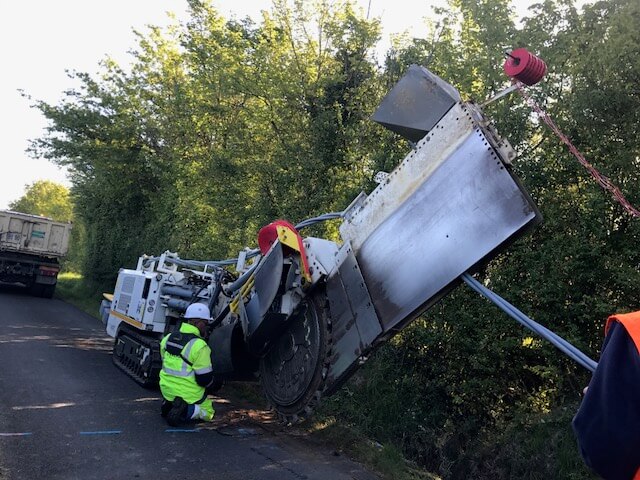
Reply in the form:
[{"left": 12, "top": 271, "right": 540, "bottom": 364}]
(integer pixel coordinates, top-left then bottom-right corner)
[{"left": 0, "top": 282, "right": 30, "bottom": 296}]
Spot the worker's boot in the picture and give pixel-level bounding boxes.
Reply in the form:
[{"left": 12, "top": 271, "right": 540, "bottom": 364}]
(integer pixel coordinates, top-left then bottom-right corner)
[
  {"left": 166, "top": 397, "right": 188, "bottom": 427},
  {"left": 160, "top": 399, "right": 172, "bottom": 418}
]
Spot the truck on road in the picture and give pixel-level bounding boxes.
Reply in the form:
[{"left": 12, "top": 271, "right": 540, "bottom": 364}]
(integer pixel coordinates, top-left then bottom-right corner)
[{"left": 0, "top": 210, "right": 72, "bottom": 298}]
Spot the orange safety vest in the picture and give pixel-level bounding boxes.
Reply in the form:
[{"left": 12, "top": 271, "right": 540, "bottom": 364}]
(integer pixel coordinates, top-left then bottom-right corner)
[
  {"left": 604, "top": 310, "right": 640, "bottom": 480},
  {"left": 605, "top": 311, "right": 640, "bottom": 355}
]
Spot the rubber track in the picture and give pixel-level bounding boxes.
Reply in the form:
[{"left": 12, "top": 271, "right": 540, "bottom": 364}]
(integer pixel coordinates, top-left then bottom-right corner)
[{"left": 112, "top": 324, "right": 163, "bottom": 388}]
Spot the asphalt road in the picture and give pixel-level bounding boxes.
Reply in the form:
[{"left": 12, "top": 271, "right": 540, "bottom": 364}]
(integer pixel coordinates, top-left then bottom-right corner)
[{"left": 0, "top": 286, "right": 378, "bottom": 480}]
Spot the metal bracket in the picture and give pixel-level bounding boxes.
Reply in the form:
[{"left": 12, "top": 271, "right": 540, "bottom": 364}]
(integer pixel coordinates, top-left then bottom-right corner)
[{"left": 481, "top": 84, "right": 518, "bottom": 107}]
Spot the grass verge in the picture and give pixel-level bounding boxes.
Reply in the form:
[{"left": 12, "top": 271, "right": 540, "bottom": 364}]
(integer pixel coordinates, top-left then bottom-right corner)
[
  {"left": 304, "top": 416, "right": 440, "bottom": 480},
  {"left": 220, "top": 382, "right": 439, "bottom": 479},
  {"left": 55, "top": 272, "right": 104, "bottom": 319}
]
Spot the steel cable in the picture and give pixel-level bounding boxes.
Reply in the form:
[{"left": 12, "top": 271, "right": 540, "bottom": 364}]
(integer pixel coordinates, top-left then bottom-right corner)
[
  {"left": 461, "top": 272, "right": 598, "bottom": 372},
  {"left": 516, "top": 82, "right": 640, "bottom": 218}
]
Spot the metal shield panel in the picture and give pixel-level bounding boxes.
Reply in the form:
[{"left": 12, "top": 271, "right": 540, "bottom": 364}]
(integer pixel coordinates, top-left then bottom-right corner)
[
  {"left": 252, "top": 242, "right": 283, "bottom": 319},
  {"left": 371, "top": 65, "right": 461, "bottom": 142},
  {"left": 325, "top": 243, "right": 382, "bottom": 393},
  {"left": 340, "top": 103, "right": 540, "bottom": 332}
]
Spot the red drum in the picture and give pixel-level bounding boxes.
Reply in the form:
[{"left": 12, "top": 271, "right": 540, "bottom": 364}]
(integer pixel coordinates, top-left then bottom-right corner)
[{"left": 503, "top": 48, "right": 547, "bottom": 85}]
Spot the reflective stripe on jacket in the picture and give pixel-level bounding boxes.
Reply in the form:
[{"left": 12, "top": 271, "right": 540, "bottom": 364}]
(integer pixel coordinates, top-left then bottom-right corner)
[{"left": 159, "top": 322, "right": 213, "bottom": 404}]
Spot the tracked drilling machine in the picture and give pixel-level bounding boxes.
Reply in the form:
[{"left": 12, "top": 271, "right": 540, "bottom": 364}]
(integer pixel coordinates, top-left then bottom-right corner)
[{"left": 102, "top": 65, "right": 541, "bottom": 422}]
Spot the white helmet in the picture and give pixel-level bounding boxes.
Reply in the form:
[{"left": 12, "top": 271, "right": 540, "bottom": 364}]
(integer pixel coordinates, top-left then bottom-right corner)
[{"left": 184, "top": 303, "right": 211, "bottom": 321}]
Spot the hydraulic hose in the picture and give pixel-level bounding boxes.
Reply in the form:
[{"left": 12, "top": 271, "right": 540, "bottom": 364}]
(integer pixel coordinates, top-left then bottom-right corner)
[
  {"left": 295, "top": 211, "right": 344, "bottom": 230},
  {"left": 224, "top": 258, "right": 260, "bottom": 294},
  {"left": 143, "top": 252, "right": 260, "bottom": 270},
  {"left": 143, "top": 210, "right": 344, "bottom": 270}
]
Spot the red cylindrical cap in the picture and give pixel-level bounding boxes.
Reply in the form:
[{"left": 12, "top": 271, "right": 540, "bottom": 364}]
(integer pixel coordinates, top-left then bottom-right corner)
[{"left": 503, "top": 48, "right": 547, "bottom": 86}]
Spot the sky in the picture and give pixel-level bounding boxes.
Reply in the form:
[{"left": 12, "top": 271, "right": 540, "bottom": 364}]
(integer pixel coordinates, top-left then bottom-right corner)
[{"left": 0, "top": 0, "right": 584, "bottom": 209}]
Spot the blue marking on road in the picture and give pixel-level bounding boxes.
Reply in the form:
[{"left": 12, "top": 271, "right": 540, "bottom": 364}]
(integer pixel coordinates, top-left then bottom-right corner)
[
  {"left": 165, "top": 428, "right": 201, "bottom": 433},
  {"left": 79, "top": 430, "right": 122, "bottom": 435},
  {"left": 0, "top": 432, "right": 32, "bottom": 437}
]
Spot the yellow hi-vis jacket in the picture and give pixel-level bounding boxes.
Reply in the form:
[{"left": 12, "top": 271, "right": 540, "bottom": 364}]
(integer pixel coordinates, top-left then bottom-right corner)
[{"left": 159, "top": 322, "right": 213, "bottom": 404}]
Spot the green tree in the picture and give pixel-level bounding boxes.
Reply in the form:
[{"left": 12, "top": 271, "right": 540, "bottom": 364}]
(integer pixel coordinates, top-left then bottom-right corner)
[
  {"left": 30, "top": 0, "right": 382, "bottom": 281},
  {"left": 27, "top": 0, "right": 640, "bottom": 477},
  {"left": 326, "top": 0, "right": 638, "bottom": 478},
  {"left": 9, "top": 180, "right": 85, "bottom": 272},
  {"left": 9, "top": 180, "right": 73, "bottom": 222}
]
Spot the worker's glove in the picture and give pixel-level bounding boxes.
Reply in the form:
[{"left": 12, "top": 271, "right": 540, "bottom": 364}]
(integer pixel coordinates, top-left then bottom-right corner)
[{"left": 207, "top": 377, "right": 224, "bottom": 395}]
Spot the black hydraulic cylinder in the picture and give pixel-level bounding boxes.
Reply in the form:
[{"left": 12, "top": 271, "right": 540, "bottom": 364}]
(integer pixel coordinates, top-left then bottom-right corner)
[
  {"left": 161, "top": 285, "right": 199, "bottom": 299},
  {"left": 165, "top": 298, "right": 189, "bottom": 312}
]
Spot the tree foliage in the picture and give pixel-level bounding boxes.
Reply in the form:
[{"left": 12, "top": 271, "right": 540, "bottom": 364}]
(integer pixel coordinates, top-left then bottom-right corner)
[
  {"left": 30, "top": 0, "right": 639, "bottom": 477},
  {"left": 9, "top": 180, "right": 85, "bottom": 271},
  {"left": 9, "top": 180, "right": 73, "bottom": 222},
  {"left": 9, "top": 180, "right": 86, "bottom": 272}
]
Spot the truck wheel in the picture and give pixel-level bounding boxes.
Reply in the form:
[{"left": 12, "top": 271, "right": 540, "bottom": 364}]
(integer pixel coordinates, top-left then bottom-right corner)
[
  {"left": 28, "top": 283, "right": 55, "bottom": 298},
  {"left": 28, "top": 283, "right": 43, "bottom": 297},
  {"left": 41, "top": 284, "right": 56, "bottom": 299}
]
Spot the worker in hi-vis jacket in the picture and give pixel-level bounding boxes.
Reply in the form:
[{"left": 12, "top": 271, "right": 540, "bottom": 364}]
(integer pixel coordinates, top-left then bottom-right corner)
[
  {"left": 573, "top": 310, "right": 640, "bottom": 480},
  {"left": 159, "top": 303, "right": 216, "bottom": 426}
]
